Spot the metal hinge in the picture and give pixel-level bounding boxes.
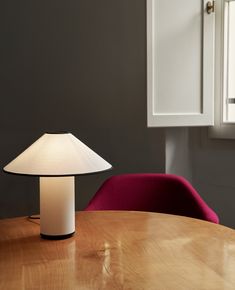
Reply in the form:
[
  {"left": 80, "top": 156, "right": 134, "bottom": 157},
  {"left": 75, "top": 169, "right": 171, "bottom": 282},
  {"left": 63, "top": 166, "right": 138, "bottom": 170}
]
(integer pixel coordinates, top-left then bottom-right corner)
[
  {"left": 206, "top": 1, "right": 215, "bottom": 14},
  {"left": 228, "top": 98, "right": 235, "bottom": 104}
]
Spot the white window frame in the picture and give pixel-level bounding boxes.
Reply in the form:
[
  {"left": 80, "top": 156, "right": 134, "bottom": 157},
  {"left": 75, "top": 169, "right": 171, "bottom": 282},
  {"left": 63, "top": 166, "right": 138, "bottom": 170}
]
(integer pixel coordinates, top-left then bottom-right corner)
[{"left": 209, "top": 0, "right": 235, "bottom": 138}]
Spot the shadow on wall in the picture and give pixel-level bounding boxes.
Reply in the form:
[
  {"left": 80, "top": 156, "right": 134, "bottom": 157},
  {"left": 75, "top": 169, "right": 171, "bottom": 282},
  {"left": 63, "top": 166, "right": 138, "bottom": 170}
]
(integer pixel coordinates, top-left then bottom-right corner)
[{"left": 190, "top": 127, "right": 235, "bottom": 228}]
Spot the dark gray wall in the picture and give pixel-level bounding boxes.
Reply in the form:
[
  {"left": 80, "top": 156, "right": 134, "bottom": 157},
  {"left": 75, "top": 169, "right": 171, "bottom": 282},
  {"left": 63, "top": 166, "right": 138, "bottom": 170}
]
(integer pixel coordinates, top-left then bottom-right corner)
[
  {"left": 190, "top": 128, "right": 235, "bottom": 228},
  {"left": 0, "top": 0, "right": 165, "bottom": 218}
]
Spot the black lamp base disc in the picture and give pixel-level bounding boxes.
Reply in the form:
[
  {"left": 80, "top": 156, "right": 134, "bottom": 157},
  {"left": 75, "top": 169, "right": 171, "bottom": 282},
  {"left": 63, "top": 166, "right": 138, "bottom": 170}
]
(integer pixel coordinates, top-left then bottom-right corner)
[{"left": 40, "top": 232, "right": 75, "bottom": 240}]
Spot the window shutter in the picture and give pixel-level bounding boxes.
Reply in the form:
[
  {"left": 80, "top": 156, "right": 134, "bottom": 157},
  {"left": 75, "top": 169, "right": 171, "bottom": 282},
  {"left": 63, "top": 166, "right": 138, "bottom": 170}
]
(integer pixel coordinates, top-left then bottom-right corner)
[{"left": 147, "top": 0, "right": 215, "bottom": 127}]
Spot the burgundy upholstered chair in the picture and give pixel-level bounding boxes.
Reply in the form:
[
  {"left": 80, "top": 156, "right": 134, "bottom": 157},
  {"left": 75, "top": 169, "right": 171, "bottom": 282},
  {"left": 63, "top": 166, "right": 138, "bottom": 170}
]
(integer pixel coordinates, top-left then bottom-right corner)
[{"left": 85, "top": 174, "right": 219, "bottom": 223}]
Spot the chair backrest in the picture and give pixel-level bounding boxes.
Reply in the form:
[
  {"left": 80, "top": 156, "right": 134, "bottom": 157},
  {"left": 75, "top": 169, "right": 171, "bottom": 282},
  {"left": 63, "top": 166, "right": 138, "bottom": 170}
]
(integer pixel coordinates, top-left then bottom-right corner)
[{"left": 85, "top": 174, "right": 219, "bottom": 223}]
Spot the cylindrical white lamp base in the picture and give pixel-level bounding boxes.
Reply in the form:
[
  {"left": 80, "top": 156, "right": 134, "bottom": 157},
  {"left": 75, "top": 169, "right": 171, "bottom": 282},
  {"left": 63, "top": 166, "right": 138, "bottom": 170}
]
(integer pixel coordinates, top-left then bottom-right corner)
[{"left": 40, "top": 176, "right": 75, "bottom": 239}]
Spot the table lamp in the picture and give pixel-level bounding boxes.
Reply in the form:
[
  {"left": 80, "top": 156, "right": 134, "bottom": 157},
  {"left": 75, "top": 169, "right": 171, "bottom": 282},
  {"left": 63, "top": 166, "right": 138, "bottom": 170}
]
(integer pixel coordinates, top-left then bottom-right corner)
[{"left": 3, "top": 132, "right": 112, "bottom": 239}]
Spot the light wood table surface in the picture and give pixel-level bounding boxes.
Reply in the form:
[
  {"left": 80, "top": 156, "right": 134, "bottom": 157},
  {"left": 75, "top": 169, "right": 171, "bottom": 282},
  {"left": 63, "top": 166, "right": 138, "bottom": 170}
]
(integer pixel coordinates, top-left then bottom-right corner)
[{"left": 0, "top": 211, "right": 235, "bottom": 290}]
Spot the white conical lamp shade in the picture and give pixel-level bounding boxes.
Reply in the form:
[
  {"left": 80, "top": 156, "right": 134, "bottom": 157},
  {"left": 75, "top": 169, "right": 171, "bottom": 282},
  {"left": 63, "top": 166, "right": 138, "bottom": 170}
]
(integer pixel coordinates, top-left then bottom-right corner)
[{"left": 4, "top": 132, "right": 112, "bottom": 176}]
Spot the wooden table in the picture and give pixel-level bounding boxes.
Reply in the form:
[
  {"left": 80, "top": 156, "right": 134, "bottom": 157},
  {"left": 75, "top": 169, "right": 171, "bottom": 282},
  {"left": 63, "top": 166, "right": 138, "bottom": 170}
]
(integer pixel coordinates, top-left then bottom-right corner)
[{"left": 0, "top": 211, "right": 235, "bottom": 290}]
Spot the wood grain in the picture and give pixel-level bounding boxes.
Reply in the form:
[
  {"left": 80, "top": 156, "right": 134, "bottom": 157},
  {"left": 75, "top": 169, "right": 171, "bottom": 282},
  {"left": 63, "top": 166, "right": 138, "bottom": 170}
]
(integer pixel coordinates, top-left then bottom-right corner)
[{"left": 0, "top": 211, "right": 235, "bottom": 290}]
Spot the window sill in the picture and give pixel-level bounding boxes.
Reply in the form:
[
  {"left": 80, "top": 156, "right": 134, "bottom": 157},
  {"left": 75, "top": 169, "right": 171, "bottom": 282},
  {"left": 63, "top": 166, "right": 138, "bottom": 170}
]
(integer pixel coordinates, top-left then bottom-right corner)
[{"left": 209, "top": 123, "right": 235, "bottom": 139}]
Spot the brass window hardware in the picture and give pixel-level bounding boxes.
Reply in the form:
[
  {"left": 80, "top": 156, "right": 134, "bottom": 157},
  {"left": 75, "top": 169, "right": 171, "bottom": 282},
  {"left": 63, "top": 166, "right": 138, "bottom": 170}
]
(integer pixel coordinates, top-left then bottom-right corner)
[{"left": 206, "top": 1, "right": 215, "bottom": 14}]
